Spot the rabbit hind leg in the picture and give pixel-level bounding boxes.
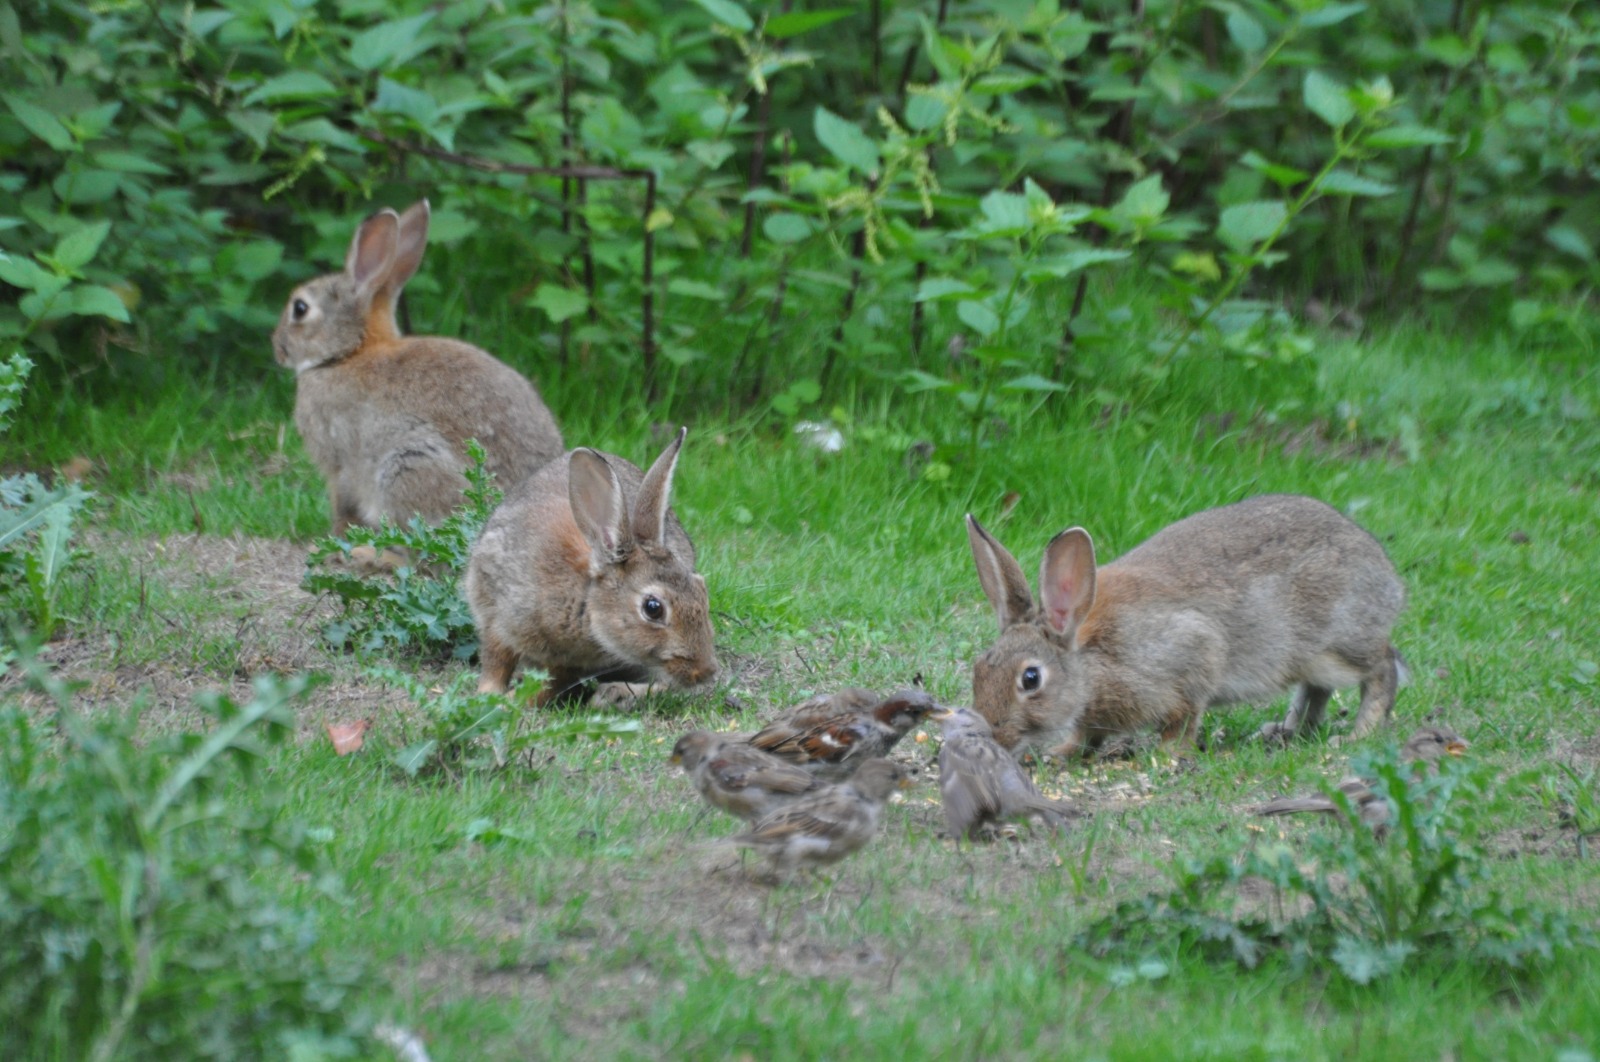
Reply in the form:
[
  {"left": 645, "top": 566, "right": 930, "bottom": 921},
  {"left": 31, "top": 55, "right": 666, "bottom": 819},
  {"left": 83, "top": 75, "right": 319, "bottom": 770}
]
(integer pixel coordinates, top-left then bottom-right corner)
[
  {"left": 1348, "top": 646, "right": 1400, "bottom": 738},
  {"left": 377, "top": 436, "right": 470, "bottom": 528}
]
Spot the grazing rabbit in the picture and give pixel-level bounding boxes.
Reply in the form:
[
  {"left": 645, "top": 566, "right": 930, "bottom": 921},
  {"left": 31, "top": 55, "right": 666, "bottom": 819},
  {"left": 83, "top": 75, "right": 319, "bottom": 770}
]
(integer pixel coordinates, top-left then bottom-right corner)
[
  {"left": 965, "top": 494, "right": 1406, "bottom": 756},
  {"left": 465, "top": 428, "right": 718, "bottom": 704},
  {"left": 272, "top": 199, "right": 563, "bottom": 538}
]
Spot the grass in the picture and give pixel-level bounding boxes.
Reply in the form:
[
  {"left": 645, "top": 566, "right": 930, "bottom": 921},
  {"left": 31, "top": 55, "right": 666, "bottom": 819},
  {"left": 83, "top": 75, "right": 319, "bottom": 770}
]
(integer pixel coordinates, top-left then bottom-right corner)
[{"left": 4, "top": 309, "right": 1600, "bottom": 1058}]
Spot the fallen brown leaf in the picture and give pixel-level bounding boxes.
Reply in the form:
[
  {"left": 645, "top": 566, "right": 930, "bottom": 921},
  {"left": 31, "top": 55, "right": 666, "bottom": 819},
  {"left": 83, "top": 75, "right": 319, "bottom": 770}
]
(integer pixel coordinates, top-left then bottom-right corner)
[{"left": 326, "top": 718, "right": 371, "bottom": 756}]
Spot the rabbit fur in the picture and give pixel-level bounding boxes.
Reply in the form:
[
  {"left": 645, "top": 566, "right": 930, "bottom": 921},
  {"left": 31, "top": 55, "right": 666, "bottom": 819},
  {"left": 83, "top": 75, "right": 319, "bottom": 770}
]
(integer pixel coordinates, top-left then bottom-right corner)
[
  {"left": 466, "top": 428, "right": 718, "bottom": 704},
  {"left": 966, "top": 494, "right": 1406, "bottom": 755},
  {"left": 272, "top": 199, "right": 563, "bottom": 536}
]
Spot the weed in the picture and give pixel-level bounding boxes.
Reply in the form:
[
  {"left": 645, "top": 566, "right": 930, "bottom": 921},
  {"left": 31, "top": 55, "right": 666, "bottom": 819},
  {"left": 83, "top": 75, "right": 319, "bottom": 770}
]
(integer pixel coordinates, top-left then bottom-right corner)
[
  {"left": 1077, "top": 743, "right": 1594, "bottom": 985},
  {"left": 302, "top": 440, "right": 499, "bottom": 660},
  {"left": 374, "top": 666, "right": 641, "bottom": 780}
]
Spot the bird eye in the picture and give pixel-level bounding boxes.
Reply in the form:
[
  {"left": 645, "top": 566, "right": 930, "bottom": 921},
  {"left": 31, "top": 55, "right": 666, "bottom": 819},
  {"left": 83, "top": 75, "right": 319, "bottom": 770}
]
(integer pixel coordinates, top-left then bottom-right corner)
[
  {"left": 642, "top": 595, "right": 665, "bottom": 622},
  {"left": 291, "top": 298, "right": 309, "bottom": 321},
  {"left": 1019, "top": 665, "right": 1042, "bottom": 692}
]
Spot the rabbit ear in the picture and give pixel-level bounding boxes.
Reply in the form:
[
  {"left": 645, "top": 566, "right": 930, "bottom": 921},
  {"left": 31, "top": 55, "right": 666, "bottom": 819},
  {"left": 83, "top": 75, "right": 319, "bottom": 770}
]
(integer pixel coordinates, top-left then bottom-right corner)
[
  {"left": 1040, "top": 527, "right": 1097, "bottom": 640},
  {"left": 967, "top": 514, "right": 1034, "bottom": 630},
  {"left": 632, "top": 427, "right": 685, "bottom": 549},
  {"left": 345, "top": 209, "right": 400, "bottom": 297},
  {"left": 388, "top": 199, "right": 431, "bottom": 294},
  {"left": 569, "top": 448, "right": 632, "bottom": 567}
]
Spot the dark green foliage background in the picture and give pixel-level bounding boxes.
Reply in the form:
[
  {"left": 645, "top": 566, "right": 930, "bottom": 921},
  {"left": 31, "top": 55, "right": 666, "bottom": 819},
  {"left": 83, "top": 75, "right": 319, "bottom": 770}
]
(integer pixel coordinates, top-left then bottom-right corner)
[{"left": 2, "top": 0, "right": 1595, "bottom": 422}]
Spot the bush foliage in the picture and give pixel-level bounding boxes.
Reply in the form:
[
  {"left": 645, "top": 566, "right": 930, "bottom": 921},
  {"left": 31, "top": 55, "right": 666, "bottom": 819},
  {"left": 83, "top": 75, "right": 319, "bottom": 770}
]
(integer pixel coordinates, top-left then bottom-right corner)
[
  {"left": 2, "top": 0, "right": 1595, "bottom": 426},
  {"left": 0, "top": 670, "right": 370, "bottom": 1060}
]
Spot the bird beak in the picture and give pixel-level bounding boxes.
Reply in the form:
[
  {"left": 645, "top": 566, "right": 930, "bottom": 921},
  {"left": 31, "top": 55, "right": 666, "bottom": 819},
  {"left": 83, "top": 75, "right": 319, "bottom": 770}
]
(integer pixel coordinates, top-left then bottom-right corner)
[
  {"left": 668, "top": 752, "right": 683, "bottom": 766},
  {"left": 897, "top": 775, "right": 916, "bottom": 790},
  {"left": 1445, "top": 740, "right": 1468, "bottom": 756},
  {"left": 930, "top": 707, "right": 956, "bottom": 721}
]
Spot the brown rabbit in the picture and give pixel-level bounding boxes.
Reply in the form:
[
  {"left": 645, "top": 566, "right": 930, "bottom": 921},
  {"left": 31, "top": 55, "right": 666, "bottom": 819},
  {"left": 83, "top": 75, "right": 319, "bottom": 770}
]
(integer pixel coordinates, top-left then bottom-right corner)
[
  {"left": 272, "top": 200, "right": 563, "bottom": 537},
  {"left": 965, "top": 494, "right": 1406, "bottom": 756},
  {"left": 465, "top": 428, "right": 718, "bottom": 704}
]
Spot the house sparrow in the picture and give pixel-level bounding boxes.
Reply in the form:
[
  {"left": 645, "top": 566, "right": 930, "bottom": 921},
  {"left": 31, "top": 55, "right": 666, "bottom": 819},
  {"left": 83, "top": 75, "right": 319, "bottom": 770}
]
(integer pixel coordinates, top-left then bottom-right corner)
[
  {"left": 717, "top": 758, "right": 912, "bottom": 881},
  {"left": 670, "top": 729, "right": 824, "bottom": 822},
  {"left": 934, "top": 706, "right": 1078, "bottom": 840},
  {"left": 746, "top": 687, "right": 937, "bottom": 780},
  {"left": 1254, "top": 725, "right": 1469, "bottom": 830}
]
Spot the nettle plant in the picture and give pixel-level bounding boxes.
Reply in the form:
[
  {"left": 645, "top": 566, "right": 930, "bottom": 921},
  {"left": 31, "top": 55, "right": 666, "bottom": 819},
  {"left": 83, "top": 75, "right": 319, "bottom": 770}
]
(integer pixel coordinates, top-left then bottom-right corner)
[{"left": 908, "top": 180, "right": 1130, "bottom": 457}]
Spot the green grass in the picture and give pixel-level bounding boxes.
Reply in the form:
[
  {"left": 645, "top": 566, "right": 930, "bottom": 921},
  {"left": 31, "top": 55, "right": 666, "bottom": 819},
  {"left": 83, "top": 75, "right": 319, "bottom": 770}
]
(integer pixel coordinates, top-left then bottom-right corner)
[{"left": 4, "top": 313, "right": 1600, "bottom": 1058}]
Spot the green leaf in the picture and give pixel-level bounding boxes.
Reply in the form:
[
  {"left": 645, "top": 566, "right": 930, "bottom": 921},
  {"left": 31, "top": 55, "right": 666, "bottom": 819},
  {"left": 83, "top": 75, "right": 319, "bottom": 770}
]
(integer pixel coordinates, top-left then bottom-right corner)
[
  {"left": 762, "top": 213, "right": 814, "bottom": 244},
  {"left": 813, "top": 107, "right": 879, "bottom": 176},
  {"left": 226, "top": 240, "right": 284, "bottom": 282},
  {"left": 979, "top": 190, "right": 1030, "bottom": 233},
  {"left": 90, "top": 150, "right": 172, "bottom": 175},
  {"left": 525, "top": 715, "right": 642, "bottom": 742},
  {"left": 1365, "top": 124, "right": 1454, "bottom": 150},
  {"left": 0, "top": 251, "right": 55, "bottom": 291},
  {"left": 765, "top": 8, "right": 851, "bottom": 38},
  {"left": 972, "top": 72, "right": 1045, "bottom": 95},
  {"left": 1462, "top": 258, "right": 1519, "bottom": 287},
  {"left": 531, "top": 284, "right": 589, "bottom": 323},
  {"left": 905, "top": 93, "right": 946, "bottom": 131},
  {"left": 1024, "top": 249, "right": 1131, "bottom": 279},
  {"left": 1002, "top": 374, "right": 1068, "bottom": 393},
  {"left": 242, "top": 71, "right": 339, "bottom": 106},
  {"left": 281, "top": 118, "right": 366, "bottom": 152},
  {"left": 393, "top": 740, "right": 438, "bottom": 776},
  {"left": 371, "top": 77, "right": 439, "bottom": 128},
  {"left": 0, "top": 478, "right": 90, "bottom": 553},
  {"left": 1239, "top": 151, "right": 1310, "bottom": 189},
  {"left": 667, "top": 278, "right": 726, "bottom": 300},
  {"left": 52, "top": 169, "right": 119, "bottom": 205},
  {"left": 1117, "top": 174, "right": 1170, "bottom": 224},
  {"left": 1226, "top": 10, "right": 1266, "bottom": 53},
  {"left": 227, "top": 110, "right": 277, "bottom": 150},
  {"left": 1217, "top": 201, "right": 1287, "bottom": 253},
  {"left": 1331, "top": 937, "right": 1414, "bottom": 985},
  {"left": 915, "top": 277, "right": 978, "bottom": 302},
  {"left": 957, "top": 300, "right": 999, "bottom": 338},
  {"left": 3, "top": 94, "right": 73, "bottom": 150},
  {"left": 1304, "top": 71, "right": 1355, "bottom": 129},
  {"left": 69, "top": 285, "right": 131, "bottom": 322},
  {"left": 349, "top": 12, "right": 436, "bottom": 71},
  {"left": 1299, "top": 2, "right": 1367, "bottom": 28},
  {"left": 1544, "top": 224, "right": 1594, "bottom": 263},
  {"left": 1317, "top": 170, "right": 1395, "bottom": 197},
  {"left": 688, "top": 0, "right": 754, "bottom": 32},
  {"left": 53, "top": 221, "right": 111, "bottom": 272},
  {"left": 900, "top": 369, "right": 954, "bottom": 393}
]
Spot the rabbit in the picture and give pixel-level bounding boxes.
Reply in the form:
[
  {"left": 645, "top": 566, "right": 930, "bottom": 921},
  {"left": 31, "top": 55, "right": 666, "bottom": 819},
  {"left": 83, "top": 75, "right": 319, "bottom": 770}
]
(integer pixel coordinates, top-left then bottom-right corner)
[
  {"left": 272, "top": 199, "right": 564, "bottom": 540},
  {"left": 465, "top": 427, "right": 719, "bottom": 704},
  {"left": 964, "top": 494, "right": 1407, "bottom": 756}
]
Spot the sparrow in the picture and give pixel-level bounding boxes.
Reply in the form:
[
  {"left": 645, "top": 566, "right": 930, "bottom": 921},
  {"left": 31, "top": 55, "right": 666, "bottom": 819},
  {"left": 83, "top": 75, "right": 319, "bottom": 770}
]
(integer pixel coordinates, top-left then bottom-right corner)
[
  {"left": 717, "top": 758, "right": 912, "bottom": 881},
  {"left": 746, "top": 687, "right": 938, "bottom": 780},
  {"left": 1254, "top": 725, "right": 1469, "bottom": 830},
  {"left": 934, "top": 706, "right": 1078, "bottom": 840},
  {"left": 670, "top": 729, "right": 825, "bottom": 822}
]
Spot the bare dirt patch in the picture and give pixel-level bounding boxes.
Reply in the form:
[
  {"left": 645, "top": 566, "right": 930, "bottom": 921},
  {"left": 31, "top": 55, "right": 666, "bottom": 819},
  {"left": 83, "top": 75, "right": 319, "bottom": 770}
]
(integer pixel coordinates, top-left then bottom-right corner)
[{"left": 4, "top": 531, "right": 445, "bottom": 736}]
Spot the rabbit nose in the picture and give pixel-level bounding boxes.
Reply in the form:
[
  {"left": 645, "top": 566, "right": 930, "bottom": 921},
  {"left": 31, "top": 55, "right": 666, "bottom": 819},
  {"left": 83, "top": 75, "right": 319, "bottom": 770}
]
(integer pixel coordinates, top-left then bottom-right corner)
[{"left": 682, "top": 655, "right": 719, "bottom": 687}]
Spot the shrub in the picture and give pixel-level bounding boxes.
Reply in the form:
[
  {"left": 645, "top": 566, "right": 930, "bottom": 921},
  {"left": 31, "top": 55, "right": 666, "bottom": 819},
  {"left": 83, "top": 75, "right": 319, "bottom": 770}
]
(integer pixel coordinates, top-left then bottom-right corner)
[{"left": 0, "top": 669, "right": 373, "bottom": 1060}]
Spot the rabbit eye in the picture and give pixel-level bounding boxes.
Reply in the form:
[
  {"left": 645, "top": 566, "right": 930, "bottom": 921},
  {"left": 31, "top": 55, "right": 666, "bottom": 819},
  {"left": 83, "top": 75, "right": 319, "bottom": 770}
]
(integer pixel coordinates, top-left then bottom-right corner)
[
  {"left": 291, "top": 298, "right": 310, "bottom": 321},
  {"left": 1019, "top": 665, "right": 1042, "bottom": 692},
  {"left": 641, "top": 595, "right": 665, "bottom": 622}
]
